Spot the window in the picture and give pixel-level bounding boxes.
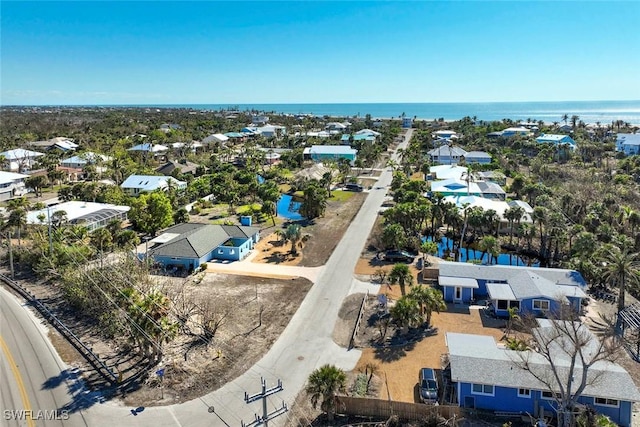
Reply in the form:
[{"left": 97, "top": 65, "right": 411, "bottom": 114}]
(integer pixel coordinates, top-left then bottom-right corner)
[
  {"left": 594, "top": 397, "right": 619, "bottom": 407},
  {"left": 471, "top": 384, "right": 494, "bottom": 396},
  {"left": 541, "top": 391, "right": 560, "bottom": 400},
  {"left": 533, "top": 300, "right": 550, "bottom": 311},
  {"left": 518, "top": 388, "right": 530, "bottom": 398},
  {"left": 509, "top": 301, "right": 520, "bottom": 309},
  {"left": 497, "top": 300, "right": 508, "bottom": 310}
]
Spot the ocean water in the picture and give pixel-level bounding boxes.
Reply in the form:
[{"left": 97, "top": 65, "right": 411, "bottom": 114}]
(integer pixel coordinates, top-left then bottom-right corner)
[{"left": 138, "top": 100, "right": 640, "bottom": 125}]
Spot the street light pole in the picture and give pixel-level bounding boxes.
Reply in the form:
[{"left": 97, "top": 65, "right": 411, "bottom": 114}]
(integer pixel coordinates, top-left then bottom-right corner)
[{"left": 47, "top": 205, "right": 53, "bottom": 256}]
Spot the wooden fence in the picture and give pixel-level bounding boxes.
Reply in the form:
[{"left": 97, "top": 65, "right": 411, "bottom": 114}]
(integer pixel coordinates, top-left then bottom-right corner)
[
  {"left": 349, "top": 291, "right": 369, "bottom": 350},
  {"left": 337, "top": 396, "right": 462, "bottom": 421}
]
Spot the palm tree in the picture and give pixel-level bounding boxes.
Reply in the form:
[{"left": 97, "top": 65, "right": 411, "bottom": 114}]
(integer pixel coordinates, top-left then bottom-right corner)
[
  {"left": 603, "top": 247, "right": 640, "bottom": 315},
  {"left": 408, "top": 285, "right": 446, "bottom": 327},
  {"left": 284, "top": 224, "right": 302, "bottom": 256},
  {"left": 478, "top": 235, "right": 500, "bottom": 264},
  {"left": 390, "top": 295, "right": 421, "bottom": 334},
  {"left": 388, "top": 263, "right": 413, "bottom": 296},
  {"left": 306, "top": 364, "right": 347, "bottom": 422}
]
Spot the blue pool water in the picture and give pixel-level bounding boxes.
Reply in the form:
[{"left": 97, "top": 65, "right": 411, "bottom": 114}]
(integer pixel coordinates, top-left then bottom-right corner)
[
  {"left": 277, "top": 194, "right": 303, "bottom": 220},
  {"left": 427, "top": 237, "right": 539, "bottom": 267}
]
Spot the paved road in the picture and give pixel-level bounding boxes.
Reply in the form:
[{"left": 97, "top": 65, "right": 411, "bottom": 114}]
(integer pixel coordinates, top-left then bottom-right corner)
[
  {"left": 2, "top": 129, "right": 413, "bottom": 427},
  {"left": 0, "top": 286, "right": 90, "bottom": 427}
]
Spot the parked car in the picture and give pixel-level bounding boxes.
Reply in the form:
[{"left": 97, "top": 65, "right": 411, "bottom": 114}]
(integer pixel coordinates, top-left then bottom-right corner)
[
  {"left": 419, "top": 368, "right": 439, "bottom": 404},
  {"left": 345, "top": 183, "right": 363, "bottom": 192},
  {"left": 383, "top": 250, "right": 414, "bottom": 263}
]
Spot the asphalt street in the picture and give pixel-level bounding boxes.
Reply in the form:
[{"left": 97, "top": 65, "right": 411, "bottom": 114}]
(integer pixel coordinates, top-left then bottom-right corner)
[{"left": 1, "top": 128, "right": 412, "bottom": 427}]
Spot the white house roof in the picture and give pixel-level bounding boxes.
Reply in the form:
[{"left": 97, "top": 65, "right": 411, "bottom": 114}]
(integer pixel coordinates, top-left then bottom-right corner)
[
  {"left": 61, "top": 152, "right": 112, "bottom": 165},
  {"left": 444, "top": 195, "right": 532, "bottom": 223},
  {"left": 0, "top": 171, "right": 28, "bottom": 185},
  {"left": 429, "top": 165, "right": 468, "bottom": 180},
  {"left": 439, "top": 276, "right": 478, "bottom": 289},
  {"left": 127, "top": 143, "right": 169, "bottom": 152},
  {"left": 503, "top": 126, "right": 530, "bottom": 133},
  {"left": 26, "top": 201, "right": 130, "bottom": 225},
  {"left": 446, "top": 331, "right": 640, "bottom": 402},
  {"left": 507, "top": 200, "right": 534, "bottom": 213},
  {"left": 303, "top": 145, "right": 357, "bottom": 155},
  {"left": 120, "top": 175, "right": 186, "bottom": 191},
  {"left": 202, "top": 133, "right": 229, "bottom": 144},
  {"left": 355, "top": 128, "right": 381, "bottom": 137},
  {"left": 434, "top": 130, "right": 457, "bottom": 136},
  {"left": 486, "top": 282, "right": 517, "bottom": 300},
  {"left": 0, "top": 148, "right": 45, "bottom": 160},
  {"left": 536, "top": 134, "right": 574, "bottom": 143}
]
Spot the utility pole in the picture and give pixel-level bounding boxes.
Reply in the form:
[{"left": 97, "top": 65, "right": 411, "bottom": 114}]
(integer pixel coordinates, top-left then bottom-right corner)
[
  {"left": 47, "top": 205, "right": 53, "bottom": 256},
  {"left": 241, "top": 378, "right": 287, "bottom": 427}
]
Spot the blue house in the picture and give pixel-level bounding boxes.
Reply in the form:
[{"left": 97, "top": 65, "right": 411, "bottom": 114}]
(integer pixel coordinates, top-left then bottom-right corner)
[
  {"left": 616, "top": 133, "right": 640, "bottom": 156},
  {"left": 147, "top": 223, "right": 260, "bottom": 272},
  {"left": 446, "top": 330, "right": 640, "bottom": 426},
  {"left": 536, "top": 134, "right": 577, "bottom": 150},
  {"left": 438, "top": 262, "right": 587, "bottom": 317}
]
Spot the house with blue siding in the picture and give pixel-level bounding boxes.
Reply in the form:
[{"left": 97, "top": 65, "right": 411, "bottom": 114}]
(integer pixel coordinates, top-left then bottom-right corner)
[
  {"left": 147, "top": 223, "right": 260, "bottom": 272},
  {"left": 536, "top": 134, "right": 576, "bottom": 150},
  {"left": 616, "top": 133, "right": 640, "bottom": 156},
  {"left": 438, "top": 262, "right": 587, "bottom": 316},
  {"left": 446, "top": 331, "right": 640, "bottom": 426}
]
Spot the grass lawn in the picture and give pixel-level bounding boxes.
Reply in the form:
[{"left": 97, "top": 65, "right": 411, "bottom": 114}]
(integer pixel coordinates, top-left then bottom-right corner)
[
  {"left": 328, "top": 190, "right": 355, "bottom": 202},
  {"left": 237, "top": 203, "right": 262, "bottom": 215}
]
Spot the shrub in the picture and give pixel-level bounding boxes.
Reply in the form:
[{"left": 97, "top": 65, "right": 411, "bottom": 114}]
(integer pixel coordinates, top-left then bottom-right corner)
[{"left": 351, "top": 373, "right": 368, "bottom": 397}]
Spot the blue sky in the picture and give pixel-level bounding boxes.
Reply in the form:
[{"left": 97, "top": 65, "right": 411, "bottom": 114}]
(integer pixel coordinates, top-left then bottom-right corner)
[{"left": 1, "top": 1, "right": 639, "bottom": 105}]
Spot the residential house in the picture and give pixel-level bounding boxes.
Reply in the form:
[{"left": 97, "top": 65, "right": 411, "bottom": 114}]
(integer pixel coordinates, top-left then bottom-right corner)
[
  {"left": 437, "top": 261, "right": 587, "bottom": 315},
  {"left": 325, "top": 122, "right": 348, "bottom": 133},
  {"left": 171, "top": 141, "right": 204, "bottom": 154},
  {"left": 202, "top": 133, "right": 229, "bottom": 145},
  {"left": 26, "top": 201, "right": 130, "bottom": 232},
  {"left": 340, "top": 134, "right": 376, "bottom": 145},
  {"left": 252, "top": 115, "right": 269, "bottom": 125},
  {"left": 159, "top": 123, "right": 182, "bottom": 132},
  {"left": 256, "top": 125, "right": 287, "bottom": 138},
  {"left": 147, "top": 223, "right": 261, "bottom": 271},
  {"left": 443, "top": 195, "right": 533, "bottom": 233},
  {"left": 120, "top": 174, "right": 187, "bottom": 196},
  {"left": 355, "top": 128, "right": 381, "bottom": 137},
  {"left": 499, "top": 127, "right": 533, "bottom": 137},
  {"left": 0, "top": 171, "right": 29, "bottom": 201},
  {"left": 433, "top": 130, "right": 458, "bottom": 140},
  {"left": 430, "top": 179, "right": 506, "bottom": 200},
  {"left": 446, "top": 330, "right": 640, "bottom": 426},
  {"left": 28, "top": 137, "right": 79, "bottom": 152},
  {"left": 402, "top": 117, "right": 413, "bottom": 128},
  {"left": 60, "top": 152, "right": 112, "bottom": 169},
  {"left": 463, "top": 151, "right": 493, "bottom": 164},
  {"left": 0, "top": 148, "right": 45, "bottom": 172},
  {"left": 616, "top": 133, "right": 640, "bottom": 156},
  {"left": 303, "top": 145, "right": 357, "bottom": 165},
  {"left": 536, "top": 134, "right": 577, "bottom": 150},
  {"left": 428, "top": 165, "right": 468, "bottom": 180},
  {"left": 127, "top": 143, "right": 169, "bottom": 159},
  {"left": 427, "top": 145, "right": 468, "bottom": 165},
  {"left": 156, "top": 159, "right": 201, "bottom": 176}
]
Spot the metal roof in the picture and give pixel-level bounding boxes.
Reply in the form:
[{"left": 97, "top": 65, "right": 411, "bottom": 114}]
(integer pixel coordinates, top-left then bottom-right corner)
[
  {"left": 439, "top": 276, "right": 478, "bottom": 289},
  {"left": 486, "top": 282, "right": 516, "bottom": 300}
]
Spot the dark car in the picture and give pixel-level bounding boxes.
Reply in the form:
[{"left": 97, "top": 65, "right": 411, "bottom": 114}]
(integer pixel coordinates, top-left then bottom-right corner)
[
  {"left": 345, "top": 183, "right": 363, "bottom": 192},
  {"left": 419, "top": 368, "right": 439, "bottom": 404},
  {"left": 383, "top": 250, "right": 414, "bottom": 263}
]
